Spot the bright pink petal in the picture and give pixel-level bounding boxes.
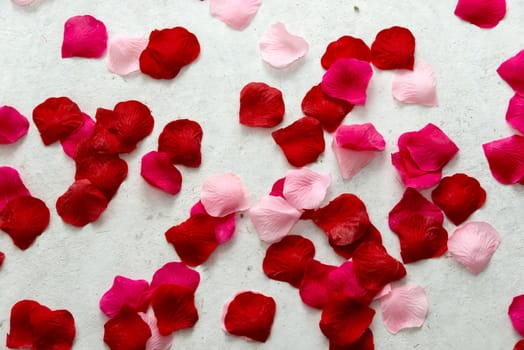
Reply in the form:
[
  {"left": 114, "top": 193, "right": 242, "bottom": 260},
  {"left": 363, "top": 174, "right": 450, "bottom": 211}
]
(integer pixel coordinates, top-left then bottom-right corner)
[
  {"left": 140, "top": 312, "right": 174, "bottom": 350},
  {"left": 62, "top": 15, "right": 108, "bottom": 59},
  {"left": 332, "top": 140, "right": 378, "bottom": 180},
  {"left": 0, "top": 166, "right": 31, "bottom": 212},
  {"left": 107, "top": 37, "right": 149, "bottom": 76},
  {"left": 454, "top": 0, "right": 506, "bottom": 28},
  {"left": 282, "top": 168, "right": 331, "bottom": 210},
  {"left": 510, "top": 295, "right": 524, "bottom": 337},
  {"left": 482, "top": 135, "right": 524, "bottom": 184},
  {"left": 326, "top": 261, "right": 369, "bottom": 303},
  {"left": 149, "top": 262, "right": 200, "bottom": 294},
  {"left": 249, "top": 195, "right": 302, "bottom": 243},
  {"left": 200, "top": 173, "right": 249, "bottom": 217},
  {"left": 209, "top": 0, "right": 261, "bottom": 30},
  {"left": 321, "top": 58, "right": 373, "bottom": 105},
  {"left": 60, "top": 113, "right": 95, "bottom": 158},
  {"left": 448, "top": 222, "right": 500, "bottom": 275},
  {"left": 506, "top": 93, "right": 524, "bottom": 134},
  {"left": 140, "top": 151, "right": 182, "bottom": 195},
  {"left": 299, "top": 260, "right": 337, "bottom": 309},
  {"left": 391, "top": 151, "right": 443, "bottom": 188},
  {"left": 259, "top": 22, "right": 309, "bottom": 68},
  {"left": 190, "top": 201, "right": 236, "bottom": 243},
  {"left": 269, "top": 178, "right": 285, "bottom": 197},
  {"left": 380, "top": 283, "right": 428, "bottom": 334},
  {"left": 334, "top": 123, "right": 386, "bottom": 151},
  {"left": 497, "top": 50, "right": 524, "bottom": 93},
  {"left": 0, "top": 106, "right": 29, "bottom": 144},
  {"left": 392, "top": 62, "right": 438, "bottom": 106},
  {"left": 100, "top": 276, "right": 150, "bottom": 318}
]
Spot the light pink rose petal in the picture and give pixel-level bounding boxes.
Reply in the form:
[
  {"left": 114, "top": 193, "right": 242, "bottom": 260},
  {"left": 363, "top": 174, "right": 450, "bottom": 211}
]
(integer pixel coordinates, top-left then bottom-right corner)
[
  {"left": 509, "top": 295, "right": 524, "bottom": 337},
  {"left": 332, "top": 139, "right": 378, "bottom": 180},
  {"left": 107, "top": 37, "right": 148, "bottom": 76},
  {"left": 482, "top": 135, "right": 524, "bottom": 184},
  {"left": 392, "top": 62, "right": 438, "bottom": 106},
  {"left": 0, "top": 106, "right": 29, "bottom": 144},
  {"left": 321, "top": 58, "right": 373, "bottom": 105},
  {"left": 62, "top": 15, "right": 108, "bottom": 59},
  {"left": 506, "top": 93, "right": 524, "bottom": 134},
  {"left": 497, "top": 50, "right": 524, "bottom": 94},
  {"left": 149, "top": 262, "right": 200, "bottom": 294},
  {"left": 454, "top": 0, "right": 506, "bottom": 29},
  {"left": 190, "top": 201, "right": 236, "bottom": 243},
  {"left": 448, "top": 222, "right": 500, "bottom": 275},
  {"left": 380, "top": 283, "right": 428, "bottom": 334},
  {"left": 249, "top": 195, "right": 302, "bottom": 243},
  {"left": 99, "top": 275, "right": 150, "bottom": 318},
  {"left": 200, "top": 173, "right": 249, "bottom": 217},
  {"left": 60, "top": 113, "right": 95, "bottom": 158},
  {"left": 140, "top": 311, "right": 174, "bottom": 350},
  {"left": 140, "top": 151, "right": 182, "bottom": 195},
  {"left": 282, "top": 168, "right": 331, "bottom": 210},
  {"left": 335, "top": 123, "right": 386, "bottom": 151},
  {"left": 259, "top": 22, "right": 309, "bottom": 69},
  {"left": 0, "top": 166, "right": 31, "bottom": 212},
  {"left": 209, "top": 0, "right": 261, "bottom": 30},
  {"left": 326, "top": 261, "right": 368, "bottom": 300}
]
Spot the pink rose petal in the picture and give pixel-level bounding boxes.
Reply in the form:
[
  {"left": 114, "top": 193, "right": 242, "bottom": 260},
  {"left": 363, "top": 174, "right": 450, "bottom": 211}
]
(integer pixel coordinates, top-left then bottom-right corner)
[
  {"left": 392, "top": 62, "right": 438, "bottom": 106},
  {"left": 0, "top": 166, "right": 31, "bottom": 212},
  {"left": 259, "top": 22, "right": 309, "bottom": 69},
  {"left": 321, "top": 58, "right": 373, "bottom": 105},
  {"left": 497, "top": 50, "right": 524, "bottom": 94},
  {"left": 0, "top": 106, "right": 29, "bottom": 144},
  {"left": 140, "top": 151, "right": 182, "bottom": 195},
  {"left": 380, "top": 283, "right": 428, "bottom": 334},
  {"left": 299, "top": 260, "right": 336, "bottom": 309},
  {"left": 282, "top": 168, "right": 331, "bottom": 210},
  {"left": 326, "top": 261, "right": 368, "bottom": 301},
  {"left": 482, "top": 135, "right": 524, "bottom": 184},
  {"left": 334, "top": 123, "right": 386, "bottom": 151},
  {"left": 249, "top": 195, "right": 302, "bottom": 243},
  {"left": 200, "top": 173, "right": 249, "bottom": 217},
  {"left": 107, "top": 37, "right": 149, "bottom": 76},
  {"left": 100, "top": 276, "right": 150, "bottom": 318},
  {"left": 60, "top": 113, "right": 95, "bottom": 158},
  {"left": 149, "top": 262, "right": 200, "bottom": 294},
  {"left": 454, "top": 0, "right": 506, "bottom": 29},
  {"left": 209, "top": 0, "right": 261, "bottom": 30},
  {"left": 190, "top": 201, "right": 236, "bottom": 243},
  {"left": 332, "top": 140, "right": 378, "bottom": 180},
  {"left": 510, "top": 295, "right": 524, "bottom": 337},
  {"left": 448, "top": 222, "right": 500, "bottom": 275},
  {"left": 506, "top": 93, "right": 524, "bottom": 134},
  {"left": 140, "top": 311, "right": 174, "bottom": 350},
  {"left": 62, "top": 15, "right": 108, "bottom": 59},
  {"left": 391, "top": 151, "right": 444, "bottom": 188}
]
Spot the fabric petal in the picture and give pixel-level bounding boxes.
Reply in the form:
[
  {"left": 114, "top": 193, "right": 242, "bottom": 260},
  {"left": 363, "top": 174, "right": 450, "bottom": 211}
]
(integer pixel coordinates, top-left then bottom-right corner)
[
  {"left": 151, "top": 284, "right": 198, "bottom": 335},
  {"left": 448, "top": 221, "right": 500, "bottom": 275},
  {"left": 0, "top": 106, "right": 29, "bottom": 144},
  {"left": 515, "top": 340, "right": 524, "bottom": 350},
  {"left": 299, "top": 260, "right": 337, "bottom": 309},
  {"left": 371, "top": 26, "right": 415, "bottom": 70},
  {"left": 329, "top": 224, "right": 383, "bottom": 260},
  {"left": 509, "top": 295, "right": 524, "bottom": 337},
  {"left": 321, "top": 35, "right": 371, "bottom": 70},
  {"left": 157, "top": 119, "right": 203, "bottom": 167},
  {"left": 239, "top": 82, "right": 285, "bottom": 128},
  {"left": 329, "top": 328, "right": 374, "bottom": 350},
  {"left": 332, "top": 140, "right": 378, "bottom": 180},
  {"left": 389, "top": 187, "right": 444, "bottom": 233},
  {"left": 29, "top": 307, "right": 76, "bottom": 350},
  {"left": 99, "top": 276, "right": 150, "bottom": 318},
  {"left": 140, "top": 151, "right": 182, "bottom": 195},
  {"left": 392, "top": 62, "right": 438, "bottom": 106},
  {"left": 454, "top": 0, "right": 506, "bottom": 28},
  {"left": 335, "top": 123, "right": 386, "bottom": 151},
  {"left": 200, "top": 173, "right": 249, "bottom": 217},
  {"left": 321, "top": 58, "right": 373, "bottom": 105},
  {"left": 140, "top": 312, "right": 174, "bottom": 350},
  {"left": 391, "top": 150, "right": 443, "bottom": 189},
  {"left": 482, "top": 135, "right": 524, "bottom": 184},
  {"left": 104, "top": 305, "right": 152, "bottom": 350},
  {"left": 6, "top": 300, "right": 46, "bottom": 349},
  {"left": 149, "top": 262, "right": 200, "bottom": 294},
  {"left": 0, "top": 251, "right": 4, "bottom": 267},
  {"left": 190, "top": 201, "right": 236, "bottom": 243},
  {"left": 326, "top": 261, "right": 370, "bottom": 303},
  {"left": 506, "top": 93, "right": 524, "bottom": 134},
  {"left": 282, "top": 167, "right": 331, "bottom": 210},
  {"left": 498, "top": 50, "right": 524, "bottom": 94},
  {"left": 60, "top": 113, "right": 95, "bottom": 159},
  {"left": 62, "top": 15, "right": 108, "bottom": 58},
  {"left": 380, "top": 283, "right": 428, "bottom": 334},
  {"left": 107, "top": 37, "right": 149, "bottom": 76},
  {"left": 0, "top": 166, "right": 31, "bottom": 212},
  {"left": 259, "top": 22, "right": 309, "bottom": 69},
  {"left": 209, "top": 0, "right": 261, "bottom": 30}
]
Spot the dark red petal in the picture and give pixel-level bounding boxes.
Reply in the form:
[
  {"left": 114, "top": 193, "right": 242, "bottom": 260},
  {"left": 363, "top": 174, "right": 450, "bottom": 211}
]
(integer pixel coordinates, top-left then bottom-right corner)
[
  {"left": 370, "top": 26, "right": 415, "bottom": 70},
  {"left": 239, "top": 82, "right": 285, "bottom": 128},
  {"left": 352, "top": 241, "right": 406, "bottom": 292},
  {"left": 103, "top": 305, "right": 152, "bottom": 350},
  {"left": 6, "top": 300, "right": 47, "bottom": 349},
  {"left": 329, "top": 329, "right": 374, "bottom": 350},
  {"left": 151, "top": 284, "right": 198, "bottom": 335},
  {"left": 389, "top": 187, "right": 444, "bottom": 232},
  {"left": 0, "top": 166, "right": 31, "bottom": 212},
  {"left": 329, "top": 224, "right": 382, "bottom": 260},
  {"left": 0, "top": 251, "right": 4, "bottom": 266},
  {"left": 262, "top": 235, "right": 316, "bottom": 288},
  {"left": 139, "top": 27, "right": 200, "bottom": 80},
  {"left": 30, "top": 307, "right": 76, "bottom": 350},
  {"left": 165, "top": 214, "right": 218, "bottom": 266},
  {"left": 272, "top": 116, "right": 325, "bottom": 167},
  {"left": 223, "top": 291, "right": 276, "bottom": 343},
  {"left": 32, "top": 97, "right": 84, "bottom": 145},
  {"left": 431, "top": 173, "right": 486, "bottom": 225},
  {"left": 319, "top": 295, "right": 375, "bottom": 347},
  {"left": 515, "top": 340, "right": 524, "bottom": 350},
  {"left": 299, "top": 259, "right": 337, "bottom": 309},
  {"left": 157, "top": 119, "right": 203, "bottom": 167},
  {"left": 0, "top": 196, "right": 50, "bottom": 250},
  {"left": 321, "top": 35, "right": 371, "bottom": 70},
  {"left": 301, "top": 84, "right": 354, "bottom": 132},
  {"left": 56, "top": 179, "right": 109, "bottom": 227},
  {"left": 311, "top": 193, "right": 371, "bottom": 246}
]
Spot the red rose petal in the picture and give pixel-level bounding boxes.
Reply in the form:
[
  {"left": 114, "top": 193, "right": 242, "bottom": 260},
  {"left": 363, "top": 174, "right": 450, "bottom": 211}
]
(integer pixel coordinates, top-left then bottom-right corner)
[
  {"left": 329, "top": 224, "right": 382, "bottom": 260},
  {"left": 151, "top": 284, "right": 199, "bottom": 335},
  {"left": 0, "top": 251, "right": 4, "bottom": 266},
  {"left": 319, "top": 295, "right": 375, "bottom": 347},
  {"left": 103, "top": 305, "right": 152, "bottom": 350},
  {"left": 0, "top": 196, "right": 50, "bottom": 250},
  {"left": 498, "top": 50, "right": 524, "bottom": 94},
  {"left": 223, "top": 291, "right": 276, "bottom": 343},
  {"left": 299, "top": 259, "right": 337, "bottom": 309},
  {"left": 272, "top": 116, "right": 325, "bottom": 167},
  {"left": 165, "top": 214, "right": 218, "bottom": 266},
  {"left": 139, "top": 27, "right": 200, "bottom": 80},
  {"left": 157, "top": 119, "right": 203, "bottom": 167},
  {"left": 6, "top": 300, "right": 46, "bottom": 349},
  {"left": 321, "top": 35, "right": 371, "bottom": 70},
  {"left": 32, "top": 97, "right": 84, "bottom": 145},
  {"left": 239, "top": 82, "right": 285, "bottom": 128},
  {"left": 262, "top": 234, "right": 316, "bottom": 288},
  {"left": 30, "top": 307, "right": 76, "bottom": 350},
  {"left": 56, "top": 179, "right": 109, "bottom": 227},
  {"left": 515, "top": 340, "right": 524, "bottom": 350},
  {"left": 431, "top": 173, "right": 486, "bottom": 225},
  {"left": 454, "top": 0, "right": 506, "bottom": 29},
  {"left": 352, "top": 241, "right": 406, "bottom": 292},
  {"left": 370, "top": 26, "right": 415, "bottom": 70},
  {"left": 389, "top": 187, "right": 444, "bottom": 233},
  {"left": 0, "top": 166, "right": 31, "bottom": 212},
  {"left": 301, "top": 84, "right": 354, "bottom": 132},
  {"left": 483, "top": 135, "right": 524, "bottom": 184},
  {"left": 0, "top": 106, "right": 29, "bottom": 144},
  {"left": 140, "top": 151, "right": 182, "bottom": 195},
  {"left": 190, "top": 201, "right": 236, "bottom": 244},
  {"left": 329, "top": 329, "right": 374, "bottom": 350}
]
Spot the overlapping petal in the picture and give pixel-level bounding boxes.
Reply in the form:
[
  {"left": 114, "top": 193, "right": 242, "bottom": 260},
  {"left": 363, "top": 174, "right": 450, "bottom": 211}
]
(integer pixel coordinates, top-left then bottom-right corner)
[
  {"left": 249, "top": 195, "right": 302, "bottom": 242},
  {"left": 321, "top": 58, "right": 373, "bottom": 105},
  {"left": 99, "top": 276, "right": 150, "bottom": 318},
  {"left": 200, "top": 173, "right": 249, "bottom": 217}
]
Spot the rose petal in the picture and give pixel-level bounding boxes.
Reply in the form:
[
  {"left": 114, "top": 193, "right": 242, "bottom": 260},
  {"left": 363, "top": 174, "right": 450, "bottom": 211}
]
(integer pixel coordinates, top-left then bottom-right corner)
[
  {"left": 389, "top": 187, "right": 444, "bottom": 233},
  {"left": 299, "top": 259, "right": 337, "bottom": 309},
  {"left": 99, "top": 276, "right": 150, "bottom": 318},
  {"left": 515, "top": 340, "right": 524, "bottom": 350},
  {"left": 329, "top": 224, "right": 383, "bottom": 260},
  {"left": 321, "top": 35, "right": 371, "bottom": 70},
  {"left": 282, "top": 167, "right": 331, "bottom": 210},
  {"left": 149, "top": 262, "right": 200, "bottom": 294},
  {"left": 498, "top": 50, "right": 524, "bottom": 93},
  {"left": 332, "top": 140, "right": 378, "bottom": 180},
  {"left": 200, "top": 173, "right": 249, "bottom": 217},
  {"left": 0, "top": 106, "right": 29, "bottom": 144},
  {"left": 151, "top": 284, "right": 198, "bottom": 335},
  {"left": 321, "top": 58, "right": 373, "bottom": 105},
  {"left": 60, "top": 113, "right": 95, "bottom": 159},
  {"left": 140, "top": 312, "right": 174, "bottom": 350},
  {"left": 391, "top": 150, "right": 443, "bottom": 188},
  {"left": 0, "top": 166, "right": 31, "bottom": 212},
  {"left": 104, "top": 305, "right": 152, "bottom": 350},
  {"left": 482, "top": 135, "right": 524, "bottom": 184},
  {"left": 371, "top": 26, "right": 415, "bottom": 70},
  {"left": 380, "top": 283, "right": 428, "bottom": 334},
  {"left": 61, "top": 15, "right": 108, "bottom": 58},
  {"left": 329, "top": 329, "right": 374, "bottom": 350},
  {"left": 334, "top": 123, "right": 386, "bottom": 151},
  {"left": 107, "top": 37, "right": 148, "bottom": 76},
  {"left": 209, "top": 0, "right": 261, "bottom": 30},
  {"left": 190, "top": 201, "right": 236, "bottom": 243},
  {"left": 6, "top": 300, "right": 46, "bottom": 349},
  {"left": 0, "top": 251, "right": 4, "bottom": 267},
  {"left": 239, "top": 82, "right": 285, "bottom": 128},
  {"left": 140, "top": 151, "right": 182, "bottom": 195},
  {"left": 509, "top": 295, "right": 524, "bottom": 337},
  {"left": 326, "top": 261, "right": 370, "bottom": 303},
  {"left": 249, "top": 195, "right": 302, "bottom": 243},
  {"left": 454, "top": 0, "right": 506, "bottom": 28},
  {"left": 29, "top": 307, "right": 76, "bottom": 350},
  {"left": 392, "top": 62, "right": 438, "bottom": 106},
  {"left": 259, "top": 22, "right": 309, "bottom": 69},
  {"left": 269, "top": 178, "right": 285, "bottom": 198},
  {"left": 448, "top": 222, "right": 500, "bottom": 275},
  {"left": 506, "top": 93, "right": 524, "bottom": 134},
  {"left": 157, "top": 119, "right": 203, "bottom": 167}
]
